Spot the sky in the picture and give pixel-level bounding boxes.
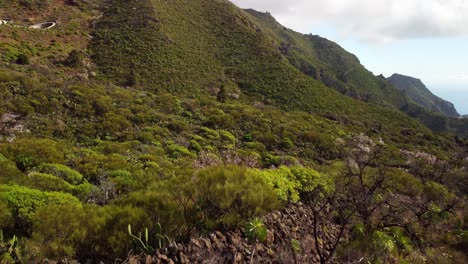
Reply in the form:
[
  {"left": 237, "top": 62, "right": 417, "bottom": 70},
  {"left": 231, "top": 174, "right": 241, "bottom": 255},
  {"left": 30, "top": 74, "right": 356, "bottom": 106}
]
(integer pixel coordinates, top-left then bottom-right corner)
[{"left": 230, "top": 0, "right": 468, "bottom": 114}]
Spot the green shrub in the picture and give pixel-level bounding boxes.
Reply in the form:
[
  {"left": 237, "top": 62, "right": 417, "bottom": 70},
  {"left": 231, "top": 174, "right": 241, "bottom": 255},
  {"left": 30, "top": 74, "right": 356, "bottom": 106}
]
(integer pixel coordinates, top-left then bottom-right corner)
[
  {"left": 219, "top": 130, "right": 236, "bottom": 149},
  {"left": 1, "top": 138, "right": 66, "bottom": 171},
  {"left": 63, "top": 50, "right": 84, "bottom": 68},
  {"left": 253, "top": 166, "right": 333, "bottom": 203},
  {"left": 0, "top": 184, "right": 81, "bottom": 234},
  {"left": 166, "top": 142, "right": 194, "bottom": 159},
  {"left": 27, "top": 172, "right": 74, "bottom": 193},
  {"left": 0, "top": 200, "right": 14, "bottom": 231},
  {"left": 0, "top": 159, "right": 23, "bottom": 184},
  {"left": 200, "top": 127, "right": 219, "bottom": 140},
  {"left": 108, "top": 170, "right": 139, "bottom": 192},
  {"left": 189, "top": 140, "right": 203, "bottom": 153},
  {"left": 27, "top": 203, "right": 85, "bottom": 260},
  {"left": 37, "top": 164, "right": 84, "bottom": 185},
  {"left": 196, "top": 165, "right": 279, "bottom": 228}
]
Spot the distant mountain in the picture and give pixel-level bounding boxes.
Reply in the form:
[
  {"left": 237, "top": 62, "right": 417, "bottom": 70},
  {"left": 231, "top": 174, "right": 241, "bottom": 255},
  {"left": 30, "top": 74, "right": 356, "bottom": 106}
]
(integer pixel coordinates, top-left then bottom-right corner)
[{"left": 387, "top": 74, "right": 459, "bottom": 118}]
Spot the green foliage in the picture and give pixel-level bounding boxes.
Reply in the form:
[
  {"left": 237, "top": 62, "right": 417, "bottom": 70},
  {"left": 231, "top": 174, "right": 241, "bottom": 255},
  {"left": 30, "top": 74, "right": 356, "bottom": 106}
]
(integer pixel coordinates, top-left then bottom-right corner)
[
  {"left": 0, "top": 185, "right": 81, "bottom": 235},
  {"left": 27, "top": 203, "right": 85, "bottom": 260},
  {"left": 63, "top": 50, "right": 84, "bottom": 68},
  {"left": 372, "top": 230, "right": 396, "bottom": 254},
  {"left": 196, "top": 165, "right": 279, "bottom": 228},
  {"left": 127, "top": 223, "right": 172, "bottom": 255},
  {"left": 166, "top": 142, "right": 195, "bottom": 159},
  {"left": 0, "top": 0, "right": 466, "bottom": 262},
  {"left": 253, "top": 166, "right": 333, "bottom": 203},
  {"left": 291, "top": 239, "right": 301, "bottom": 253},
  {"left": 0, "top": 159, "right": 23, "bottom": 185},
  {"left": 0, "top": 201, "right": 14, "bottom": 231},
  {"left": 0, "top": 230, "right": 21, "bottom": 263},
  {"left": 25, "top": 172, "right": 92, "bottom": 200},
  {"left": 1, "top": 138, "right": 66, "bottom": 171},
  {"left": 37, "top": 164, "right": 84, "bottom": 185},
  {"left": 245, "top": 217, "right": 267, "bottom": 243},
  {"left": 127, "top": 224, "right": 153, "bottom": 254}
]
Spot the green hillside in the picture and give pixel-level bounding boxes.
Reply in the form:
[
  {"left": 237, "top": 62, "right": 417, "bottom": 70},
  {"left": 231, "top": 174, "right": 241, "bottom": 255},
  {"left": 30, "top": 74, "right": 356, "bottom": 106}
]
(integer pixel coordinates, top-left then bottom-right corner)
[
  {"left": 242, "top": 9, "right": 468, "bottom": 136},
  {"left": 0, "top": 0, "right": 466, "bottom": 263},
  {"left": 388, "top": 73, "right": 460, "bottom": 117},
  {"left": 91, "top": 0, "right": 457, "bottom": 136},
  {"left": 244, "top": 9, "right": 406, "bottom": 108}
]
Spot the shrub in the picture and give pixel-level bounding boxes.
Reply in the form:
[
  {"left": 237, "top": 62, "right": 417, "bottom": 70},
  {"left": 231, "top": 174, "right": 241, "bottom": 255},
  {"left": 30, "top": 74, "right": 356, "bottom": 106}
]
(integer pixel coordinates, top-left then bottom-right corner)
[
  {"left": 166, "top": 142, "right": 194, "bottom": 159},
  {"left": 0, "top": 159, "right": 23, "bottom": 184},
  {"left": 253, "top": 166, "right": 333, "bottom": 203},
  {"left": 0, "top": 185, "right": 81, "bottom": 234},
  {"left": 27, "top": 203, "right": 85, "bottom": 260},
  {"left": 219, "top": 130, "right": 236, "bottom": 149},
  {"left": 16, "top": 54, "right": 30, "bottom": 65},
  {"left": 63, "top": 50, "right": 84, "bottom": 68},
  {"left": 196, "top": 165, "right": 279, "bottom": 228},
  {"left": 1, "top": 138, "right": 66, "bottom": 171},
  {"left": 37, "top": 164, "right": 84, "bottom": 185},
  {"left": 0, "top": 200, "right": 14, "bottom": 231}
]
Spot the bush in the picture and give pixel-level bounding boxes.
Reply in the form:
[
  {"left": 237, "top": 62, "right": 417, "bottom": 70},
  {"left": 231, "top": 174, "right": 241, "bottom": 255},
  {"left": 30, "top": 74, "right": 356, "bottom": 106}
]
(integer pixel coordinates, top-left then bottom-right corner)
[
  {"left": 196, "top": 165, "right": 279, "bottom": 228},
  {"left": 26, "top": 172, "right": 92, "bottom": 200},
  {"left": 37, "top": 164, "right": 84, "bottom": 185},
  {"left": 0, "top": 159, "right": 23, "bottom": 184},
  {"left": 253, "top": 166, "right": 333, "bottom": 203},
  {"left": 1, "top": 138, "right": 66, "bottom": 171},
  {"left": 27, "top": 203, "right": 85, "bottom": 260},
  {"left": 0, "top": 185, "right": 81, "bottom": 234},
  {"left": 64, "top": 50, "right": 84, "bottom": 68},
  {"left": 15, "top": 52, "right": 30, "bottom": 64},
  {"left": 0, "top": 200, "right": 14, "bottom": 231}
]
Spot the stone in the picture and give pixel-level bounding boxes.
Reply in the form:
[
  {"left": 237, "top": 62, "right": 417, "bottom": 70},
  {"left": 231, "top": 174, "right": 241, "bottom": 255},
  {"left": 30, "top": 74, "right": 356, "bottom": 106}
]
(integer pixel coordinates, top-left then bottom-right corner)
[
  {"left": 227, "top": 233, "right": 242, "bottom": 247},
  {"left": 145, "top": 255, "right": 152, "bottom": 264},
  {"left": 168, "top": 243, "right": 178, "bottom": 255},
  {"left": 234, "top": 253, "right": 243, "bottom": 264},
  {"left": 178, "top": 252, "right": 189, "bottom": 264},
  {"left": 190, "top": 238, "right": 202, "bottom": 248},
  {"left": 266, "top": 230, "right": 275, "bottom": 245},
  {"left": 201, "top": 238, "right": 212, "bottom": 250},
  {"left": 159, "top": 254, "right": 168, "bottom": 261},
  {"left": 216, "top": 231, "right": 226, "bottom": 242}
]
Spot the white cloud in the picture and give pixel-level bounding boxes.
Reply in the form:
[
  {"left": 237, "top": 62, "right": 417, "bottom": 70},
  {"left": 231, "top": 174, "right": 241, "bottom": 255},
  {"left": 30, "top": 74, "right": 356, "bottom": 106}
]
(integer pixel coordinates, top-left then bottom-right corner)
[{"left": 230, "top": 0, "right": 468, "bottom": 42}]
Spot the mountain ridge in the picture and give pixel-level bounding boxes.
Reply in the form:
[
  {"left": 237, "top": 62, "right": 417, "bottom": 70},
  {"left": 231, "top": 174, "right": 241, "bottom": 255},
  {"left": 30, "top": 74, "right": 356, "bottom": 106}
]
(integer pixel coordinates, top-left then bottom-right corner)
[{"left": 387, "top": 73, "right": 459, "bottom": 118}]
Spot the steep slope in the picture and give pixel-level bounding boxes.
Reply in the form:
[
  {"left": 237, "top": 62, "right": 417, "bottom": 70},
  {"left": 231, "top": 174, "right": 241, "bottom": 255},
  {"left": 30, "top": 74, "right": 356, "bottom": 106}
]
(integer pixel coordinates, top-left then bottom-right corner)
[
  {"left": 388, "top": 73, "right": 459, "bottom": 118},
  {"left": 242, "top": 9, "right": 468, "bottom": 136},
  {"left": 91, "top": 0, "right": 449, "bottom": 137},
  {"left": 243, "top": 9, "right": 407, "bottom": 109}
]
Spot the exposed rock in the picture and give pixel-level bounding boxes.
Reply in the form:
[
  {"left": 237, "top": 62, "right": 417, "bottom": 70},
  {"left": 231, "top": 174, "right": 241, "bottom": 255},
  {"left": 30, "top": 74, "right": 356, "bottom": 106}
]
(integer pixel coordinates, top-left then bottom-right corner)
[{"left": 0, "top": 113, "right": 25, "bottom": 142}]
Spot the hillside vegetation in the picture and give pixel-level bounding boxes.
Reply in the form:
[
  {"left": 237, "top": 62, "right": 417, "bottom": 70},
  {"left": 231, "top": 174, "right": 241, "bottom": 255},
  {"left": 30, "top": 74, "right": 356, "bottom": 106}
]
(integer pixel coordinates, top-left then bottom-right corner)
[
  {"left": 0, "top": 0, "right": 466, "bottom": 263},
  {"left": 388, "top": 73, "right": 460, "bottom": 117}
]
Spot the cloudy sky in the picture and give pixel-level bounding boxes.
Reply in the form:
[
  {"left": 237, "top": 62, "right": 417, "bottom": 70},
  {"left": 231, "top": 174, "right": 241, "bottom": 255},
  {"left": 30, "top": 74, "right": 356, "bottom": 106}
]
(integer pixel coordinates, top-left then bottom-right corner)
[{"left": 231, "top": 0, "right": 468, "bottom": 114}]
